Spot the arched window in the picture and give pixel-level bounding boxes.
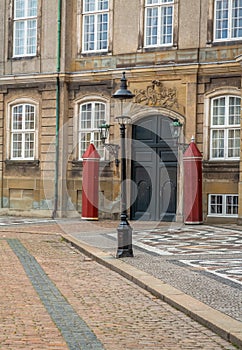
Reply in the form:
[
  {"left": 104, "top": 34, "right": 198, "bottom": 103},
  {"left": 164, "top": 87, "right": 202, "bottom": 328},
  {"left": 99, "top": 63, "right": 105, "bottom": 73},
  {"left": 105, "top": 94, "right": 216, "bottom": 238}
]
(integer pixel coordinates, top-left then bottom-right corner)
[
  {"left": 78, "top": 101, "right": 106, "bottom": 159},
  {"left": 10, "top": 103, "right": 37, "bottom": 159},
  {"left": 210, "top": 95, "right": 241, "bottom": 160}
]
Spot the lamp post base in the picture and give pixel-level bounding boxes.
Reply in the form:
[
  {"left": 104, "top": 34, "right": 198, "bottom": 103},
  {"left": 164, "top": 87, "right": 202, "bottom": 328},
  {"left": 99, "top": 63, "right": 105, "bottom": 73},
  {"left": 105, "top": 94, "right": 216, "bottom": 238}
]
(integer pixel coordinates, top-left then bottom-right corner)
[{"left": 116, "top": 218, "right": 134, "bottom": 258}]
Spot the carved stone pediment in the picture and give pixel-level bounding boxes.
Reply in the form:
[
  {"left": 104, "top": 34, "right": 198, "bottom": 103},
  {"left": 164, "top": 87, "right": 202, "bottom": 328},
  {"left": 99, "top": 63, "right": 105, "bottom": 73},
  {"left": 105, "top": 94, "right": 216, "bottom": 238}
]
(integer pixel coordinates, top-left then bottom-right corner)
[{"left": 134, "top": 80, "right": 179, "bottom": 109}]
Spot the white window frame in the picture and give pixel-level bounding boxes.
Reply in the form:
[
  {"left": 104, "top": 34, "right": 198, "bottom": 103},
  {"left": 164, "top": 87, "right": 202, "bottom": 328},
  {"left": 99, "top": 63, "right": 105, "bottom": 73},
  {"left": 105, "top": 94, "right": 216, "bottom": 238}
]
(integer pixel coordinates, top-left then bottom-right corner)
[
  {"left": 82, "top": 0, "right": 109, "bottom": 53},
  {"left": 10, "top": 103, "right": 37, "bottom": 160},
  {"left": 208, "top": 194, "right": 238, "bottom": 217},
  {"left": 144, "top": 0, "right": 174, "bottom": 48},
  {"left": 210, "top": 95, "right": 241, "bottom": 161},
  {"left": 214, "top": 0, "right": 242, "bottom": 42},
  {"left": 78, "top": 101, "right": 107, "bottom": 160},
  {"left": 13, "top": 0, "right": 38, "bottom": 57}
]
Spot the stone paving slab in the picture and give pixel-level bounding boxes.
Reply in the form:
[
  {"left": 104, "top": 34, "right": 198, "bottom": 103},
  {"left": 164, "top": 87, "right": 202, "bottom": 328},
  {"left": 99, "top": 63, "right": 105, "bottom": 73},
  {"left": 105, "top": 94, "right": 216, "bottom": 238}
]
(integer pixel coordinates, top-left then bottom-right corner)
[{"left": 0, "top": 229, "right": 239, "bottom": 350}]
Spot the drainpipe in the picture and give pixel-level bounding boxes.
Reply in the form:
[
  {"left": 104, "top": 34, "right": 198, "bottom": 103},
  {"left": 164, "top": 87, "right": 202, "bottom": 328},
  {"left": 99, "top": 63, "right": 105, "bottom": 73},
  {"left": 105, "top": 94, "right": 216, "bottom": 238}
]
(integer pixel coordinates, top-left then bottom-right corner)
[{"left": 52, "top": 0, "right": 62, "bottom": 218}]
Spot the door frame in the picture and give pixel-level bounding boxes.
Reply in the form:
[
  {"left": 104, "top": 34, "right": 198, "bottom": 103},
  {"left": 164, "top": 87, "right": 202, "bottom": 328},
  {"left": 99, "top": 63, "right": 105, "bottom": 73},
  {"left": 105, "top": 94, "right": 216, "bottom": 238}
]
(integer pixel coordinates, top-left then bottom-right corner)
[{"left": 128, "top": 107, "right": 185, "bottom": 222}]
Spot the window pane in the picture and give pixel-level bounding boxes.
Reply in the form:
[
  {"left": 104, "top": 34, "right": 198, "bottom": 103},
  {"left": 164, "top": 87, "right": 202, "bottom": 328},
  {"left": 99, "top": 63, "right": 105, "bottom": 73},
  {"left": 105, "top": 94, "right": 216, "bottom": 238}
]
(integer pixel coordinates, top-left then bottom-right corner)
[
  {"left": 93, "top": 131, "right": 104, "bottom": 158},
  {"left": 229, "top": 96, "right": 241, "bottom": 124},
  {"left": 84, "top": 0, "right": 95, "bottom": 12},
  {"left": 232, "top": 0, "right": 242, "bottom": 38},
  {"left": 79, "top": 132, "right": 91, "bottom": 158},
  {"left": 94, "top": 103, "right": 105, "bottom": 128},
  {"left": 211, "top": 129, "right": 224, "bottom": 158},
  {"left": 210, "top": 195, "right": 223, "bottom": 214},
  {"left": 26, "top": 19, "right": 37, "bottom": 54},
  {"left": 146, "top": 0, "right": 159, "bottom": 4},
  {"left": 215, "top": 0, "right": 229, "bottom": 39},
  {"left": 12, "top": 105, "right": 23, "bottom": 130},
  {"left": 212, "top": 97, "right": 225, "bottom": 125},
  {"left": 27, "top": 0, "right": 37, "bottom": 17},
  {"left": 83, "top": 15, "right": 95, "bottom": 51},
  {"left": 14, "top": 21, "right": 25, "bottom": 56},
  {"left": 25, "top": 105, "right": 35, "bottom": 129},
  {"left": 226, "top": 195, "right": 238, "bottom": 214},
  {"left": 98, "top": 0, "right": 108, "bottom": 11},
  {"left": 228, "top": 129, "right": 240, "bottom": 157},
  {"left": 97, "top": 14, "right": 108, "bottom": 50},
  {"left": 15, "top": 0, "right": 25, "bottom": 18},
  {"left": 24, "top": 132, "right": 34, "bottom": 158},
  {"left": 80, "top": 104, "right": 92, "bottom": 129},
  {"left": 160, "top": 6, "right": 173, "bottom": 44},
  {"left": 146, "top": 7, "right": 158, "bottom": 45},
  {"left": 12, "top": 133, "right": 22, "bottom": 158}
]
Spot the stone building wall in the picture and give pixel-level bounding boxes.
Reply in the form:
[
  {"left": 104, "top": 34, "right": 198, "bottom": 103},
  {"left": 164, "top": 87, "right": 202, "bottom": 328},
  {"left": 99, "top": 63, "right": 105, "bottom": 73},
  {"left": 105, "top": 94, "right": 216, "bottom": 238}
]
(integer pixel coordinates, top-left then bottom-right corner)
[{"left": 0, "top": 0, "right": 241, "bottom": 222}]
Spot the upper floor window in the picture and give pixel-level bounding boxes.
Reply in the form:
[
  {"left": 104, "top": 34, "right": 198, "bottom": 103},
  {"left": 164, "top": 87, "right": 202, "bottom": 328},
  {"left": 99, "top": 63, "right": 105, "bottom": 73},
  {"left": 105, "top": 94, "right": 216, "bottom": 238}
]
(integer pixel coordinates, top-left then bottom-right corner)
[
  {"left": 78, "top": 102, "right": 105, "bottom": 159},
  {"left": 144, "top": 0, "right": 174, "bottom": 47},
  {"left": 11, "top": 103, "right": 36, "bottom": 159},
  {"left": 210, "top": 96, "right": 241, "bottom": 160},
  {"left": 214, "top": 0, "right": 242, "bottom": 41},
  {"left": 82, "top": 0, "right": 109, "bottom": 53},
  {"left": 13, "top": 0, "right": 38, "bottom": 57}
]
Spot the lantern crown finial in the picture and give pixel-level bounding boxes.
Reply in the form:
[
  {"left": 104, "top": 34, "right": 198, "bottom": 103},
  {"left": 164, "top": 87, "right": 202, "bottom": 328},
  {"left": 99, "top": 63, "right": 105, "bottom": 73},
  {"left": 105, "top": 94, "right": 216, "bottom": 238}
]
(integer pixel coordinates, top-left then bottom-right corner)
[{"left": 112, "top": 72, "right": 135, "bottom": 100}]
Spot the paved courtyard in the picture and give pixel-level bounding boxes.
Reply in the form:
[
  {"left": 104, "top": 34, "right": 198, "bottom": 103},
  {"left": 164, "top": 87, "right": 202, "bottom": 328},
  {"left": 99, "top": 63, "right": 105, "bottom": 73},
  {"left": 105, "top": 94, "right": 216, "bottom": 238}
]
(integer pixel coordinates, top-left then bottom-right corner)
[
  {"left": 0, "top": 217, "right": 241, "bottom": 349},
  {"left": 0, "top": 228, "right": 238, "bottom": 349}
]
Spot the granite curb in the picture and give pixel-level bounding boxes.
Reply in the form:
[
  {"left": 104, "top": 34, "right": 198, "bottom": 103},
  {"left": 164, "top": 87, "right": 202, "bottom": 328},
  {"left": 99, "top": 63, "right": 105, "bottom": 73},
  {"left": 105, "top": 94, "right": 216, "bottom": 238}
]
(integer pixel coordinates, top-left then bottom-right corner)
[{"left": 61, "top": 232, "right": 242, "bottom": 350}]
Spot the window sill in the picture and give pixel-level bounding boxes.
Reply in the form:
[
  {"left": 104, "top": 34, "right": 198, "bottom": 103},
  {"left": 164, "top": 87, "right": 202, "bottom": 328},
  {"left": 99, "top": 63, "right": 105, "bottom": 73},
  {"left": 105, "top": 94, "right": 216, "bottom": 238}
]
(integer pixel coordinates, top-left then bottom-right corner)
[
  {"left": 141, "top": 45, "right": 176, "bottom": 53},
  {"left": 5, "top": 159, "right": 40, "bottom": 168},
  {"left": 208, "top": 40, "right": 242, "bottom": 47},
  {"left": 207, "top": 214, "right": 238, "bottom": 218},
  {"left": 203, "top": 160, "right": 239, "bottom": 170},
  {"left": 72, "top": 159, "right": 113, "bottom": 177},
  {"left": 11, "top": 55, "right": 38, "bottom": 61},
  {"left": 72, "top": 159, "right": 110, "bottom": 168},
  {"left": 79, "top": 51, "right": 110, "bottom": 58}
]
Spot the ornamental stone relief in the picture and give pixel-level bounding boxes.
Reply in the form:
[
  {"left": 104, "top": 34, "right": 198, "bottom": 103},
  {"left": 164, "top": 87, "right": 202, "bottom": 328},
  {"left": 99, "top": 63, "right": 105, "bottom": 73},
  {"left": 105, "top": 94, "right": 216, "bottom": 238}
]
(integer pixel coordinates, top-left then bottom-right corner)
[{"left": 134, "top": 80, "right": 180, "bottom": 110}]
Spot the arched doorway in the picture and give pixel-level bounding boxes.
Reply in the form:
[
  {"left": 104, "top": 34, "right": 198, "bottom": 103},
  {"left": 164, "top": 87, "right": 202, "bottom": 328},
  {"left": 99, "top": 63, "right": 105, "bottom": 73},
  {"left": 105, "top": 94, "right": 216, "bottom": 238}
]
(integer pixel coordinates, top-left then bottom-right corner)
[{"left": 131, "top": 115, "right": 178, "bottom": 221}]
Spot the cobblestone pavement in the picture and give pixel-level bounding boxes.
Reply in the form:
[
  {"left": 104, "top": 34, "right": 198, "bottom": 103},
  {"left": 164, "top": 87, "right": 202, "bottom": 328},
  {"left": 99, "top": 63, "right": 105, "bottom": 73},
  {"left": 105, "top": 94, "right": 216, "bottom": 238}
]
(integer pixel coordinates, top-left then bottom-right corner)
[
  {"left": 126, "top": 225, "right": 242, "bottom": 286},
  {"left": 0, "top": 228, "right": 238, "bottom": 350},
  {"left": 44, "top": 219, "right": 242, "bottom": 324}
]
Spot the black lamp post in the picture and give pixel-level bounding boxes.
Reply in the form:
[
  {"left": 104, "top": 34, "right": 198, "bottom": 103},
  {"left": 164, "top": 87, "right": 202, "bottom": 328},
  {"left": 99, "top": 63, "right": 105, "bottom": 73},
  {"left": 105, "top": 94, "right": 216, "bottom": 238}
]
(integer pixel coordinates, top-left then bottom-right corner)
[{"left": 112, "top": 72, "right": 134, "bottom": 258}]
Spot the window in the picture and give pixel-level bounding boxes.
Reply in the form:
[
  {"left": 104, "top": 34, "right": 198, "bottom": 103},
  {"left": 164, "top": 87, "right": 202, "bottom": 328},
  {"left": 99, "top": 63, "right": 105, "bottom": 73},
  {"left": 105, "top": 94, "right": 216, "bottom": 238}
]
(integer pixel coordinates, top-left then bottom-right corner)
[
  {"left": 208, "top": 194, "right": 238, "bottom": 216},
  {"left": 214, "top": 0, "right": 242, "bottom": 41},
  {"left": 82, "top": 0, "right": 109, "bottom": 52},
  {"left": 11, "top": 104, "right": 36, "bottom": 159},
  {"left": 13, "top": 0, "right": 38, "bottom": 57},
  {"left": 79, "top": 102, "right": 105, "bottom": 159},
  {"left": 210, "top": 96, "right": 240, "bottom": 160},
  {"left": 144, "top": 0, "right": 174, "bottom": 47}
]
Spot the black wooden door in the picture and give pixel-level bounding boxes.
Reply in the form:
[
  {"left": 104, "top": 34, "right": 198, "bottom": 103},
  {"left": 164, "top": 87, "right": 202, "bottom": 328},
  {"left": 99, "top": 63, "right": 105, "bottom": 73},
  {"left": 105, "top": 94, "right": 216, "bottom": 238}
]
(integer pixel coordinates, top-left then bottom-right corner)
[{"left": 131, "top": 115, "right": 178, "bottom": 221}]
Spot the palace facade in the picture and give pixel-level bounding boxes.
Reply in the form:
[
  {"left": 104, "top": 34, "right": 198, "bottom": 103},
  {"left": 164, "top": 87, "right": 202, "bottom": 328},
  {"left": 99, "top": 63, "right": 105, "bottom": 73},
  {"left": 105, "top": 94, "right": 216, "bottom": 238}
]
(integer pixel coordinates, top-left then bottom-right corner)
[{"left": 0, "top": 0, "right": 242, "bottom": 223}]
